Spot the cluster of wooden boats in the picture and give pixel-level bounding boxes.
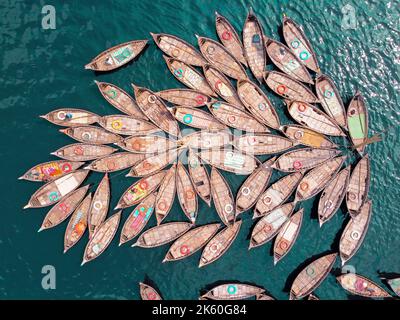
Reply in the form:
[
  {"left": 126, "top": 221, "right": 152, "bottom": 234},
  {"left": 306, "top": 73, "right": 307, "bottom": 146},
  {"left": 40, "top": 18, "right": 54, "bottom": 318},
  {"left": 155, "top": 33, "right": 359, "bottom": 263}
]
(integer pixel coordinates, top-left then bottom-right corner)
[{"left": 19, "top": 8, "right": 395, "bottom": 300}]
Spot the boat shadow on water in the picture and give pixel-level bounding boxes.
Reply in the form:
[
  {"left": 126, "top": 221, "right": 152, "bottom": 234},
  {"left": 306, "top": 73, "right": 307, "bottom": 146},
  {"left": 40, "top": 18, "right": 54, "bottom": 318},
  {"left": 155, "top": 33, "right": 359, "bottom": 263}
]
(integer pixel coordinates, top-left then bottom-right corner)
[{"left": 142, "top": 274, "right": 164, "bottom": 299}]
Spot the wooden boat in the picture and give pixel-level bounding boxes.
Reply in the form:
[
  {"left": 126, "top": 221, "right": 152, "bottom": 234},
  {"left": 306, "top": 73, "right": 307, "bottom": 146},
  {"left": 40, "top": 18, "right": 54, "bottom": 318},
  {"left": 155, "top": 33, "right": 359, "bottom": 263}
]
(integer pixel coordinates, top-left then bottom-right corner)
[
  {"left": 116, "top": 171, "right": 166, "bottom": 209},
  {"left": 178, "top": 130, "right": 232, "bottom": 150},
  {"left": 254, "top": 172, "right": 303, "bottom": 219},
  {"left": 256, "top": 293, "right": 275, "bottom": 300},
  {"left": 287, "top": 101, "right": 345, "bottom": 137},
  {"left": 119, "top": 193, "right": 156, "bottom": 245},
  {"left": 163, "top": 56, "right": 216, "bottom": 97},
  {"left": 197, "top": 148, "right": 258, "bottom": 175},
  {"left": 197, "top": 35, "right": 247, "bottom": 80},
  {"left": 155, "top": 164, "right": 176, "bottom": 225},
  {"left": 201, "top": 283, "right": 264, "bottom": 300},
  {"left": 98, "top": 115, "right": 160, "bottom": 136},
  {"left": 294, "top": 156, "right": 346, "bottom": 202},
  {"left": 339, "top": 200, "right": 372, "bottom": 265},
  {"left": 215, "top": 12, "right": 247, "bottom": 67},
  {"left": 176, "top": 162, "right": 198, "bottom": 223},
  {"left": 85, "top": 40, "right": 147, "bottom": 71},
  {"left": 60, "top": 126, "right": 123, "bottom": 145},
  {"left": 208, "top": 101, "right": 268, "bottom": 133},
  {"left": 318, "top": 166, "right": 351, "bottom": 226},
  {"left": 281, "top": 125, "right": 337, "bottom": 149},
  {"left": 63, "top": 193, "right": 92, "bottom": 253},
  {"left": 133, "top": 222, "right": 192, "bottom": 248},
  {"left": 337, "top": 273, "right": 392, "bottom": 298},
  {"left": 94, "top": 81, "right": 147, "bottom": 119},
  {"left": 272, "top": 148, "right": 341, "bottom": 173},
  {"left": 40, "top": 108, "right": 100, "bottom": 127},
  {"left": 273, "top": 209, "right": 304, "bottom": 265},
  {"left": 249, "top": 202, "right": 295, "bottom": 249},
  {"left": 88, "top": 174, "right": 110, "bottom": 237},
  {"left": 132, "top": 85, "right": 181, "bottom": 137},
  {"left": 308, "top": 293, "right": 320, "bottom": 300},
  {"left": 387, "top": 278, "right": 400, "bottom": 297},
  {"left": 115, "top": 134, "right": 177, "bottom": 154},
  {"left": 85, "top": 152, "right": 145, "bottom": 173},
  {"left": 156, "top": 88, "right": 211, "bottom": 107},
  {"left": 19, "top": 160, "right": 84, "bottom": 182},
  {"left": 347, "top": 92, "right": 368, "bottom": 155},
  {"left": 315, "top": 74, "right": 347, "bottom": 129},
  {"left": 237, "top": 79, "right": 281, "bottom": 130},
  {"left": 23, "top": 170, "right": 89, "bottom": 209},
  {"left": 290, "top": 253, "right": 337, "bottom": 299},
  {"left": 210, "top": 167, "right": 236, "bottom": 226},
  {"left": 346, "top": 154, "right": 370, "bottom": 217},
  {"left": 188, "top": 150, "right": 211, "bottom": 206},
  {"left": 172, "top": 106, "right": 227, "bottom": 130},
  {"left": 282, "top": 16, "right": 320, "bottom": 73},
  {"left": 233, "top": 134, "right": 294, "bottom": 155},
  {"left": 264, "top": 37, "right": 313, "bottom": 84},
  {"left": 163, "top": 223, "right": 221, "bottom": 262},
  {"left": 82, "top": 211, "right": 121, "bottom": 265},
  {"left": 236, "top": 157, "right": 275, "bottom": 214},
  {"left": 39, "top": 185, "right": 90, "bottom": 232},
  {"left": 243, "top": 8, "right": 266, "bottom": 83},
  {"left": 203, "top": 64, "right": 245, "bottom": 108},
  {"left": 139, "top": 282, "right": 163, "bottom": 300},
  {"left": 199, "top": 220, "right": 242, "bottom": 267},
  {"left": 264, "top": 71, "right": 318, "bottom": 103},
  {"left": 127, "top": 148, "right": 183, "bottom": 177},
  {"left": 51, "top": 143, "right": 117, "bottom": 162},
  {"left": 151, "top": 32, "right": 206, "bottom": 66}
]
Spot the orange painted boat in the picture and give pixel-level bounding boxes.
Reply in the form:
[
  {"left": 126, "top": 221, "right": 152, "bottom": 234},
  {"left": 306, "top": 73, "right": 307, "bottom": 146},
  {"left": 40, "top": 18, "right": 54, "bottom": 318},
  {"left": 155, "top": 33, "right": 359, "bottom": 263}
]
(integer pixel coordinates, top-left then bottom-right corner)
[
  {"left": 187, "top": 150, "right": 211, "bottom": 206},
  {"left": 60, "top": 125, "right": 123, "bottom": 145},
  {"left": 63, "top": 193, "right": 92, "bottom": 253},
  {"left": 237, "top": 79, "right": 281, "bottom": 130},
  {"left": 85, "top": 40, "right": 147, "bottom": 71},
  {"left": 215, "top": 12, "right": 247, "bottom": 67},
  {"left": 155, "top": 164, "right": 177, "bottom": 225},
  {"left": 163, "top": 56, "right": 216, "bottom": 97},
  {"left": 163, "top": 223, "right": 221, "bottom": 262},
  {"left": 133, "top": 84, "right": 181, "bottom": 137},
  {"left": 19, "top": 160, "right": 84, "bottom": 182},
  {"left": 85, "top": 152, "right": 145, "bottom": 173},
  {"left": 40, "top": 108, "right": 100, "bottom": 127},
  {"left": 236, "top": 157, "right": 275, "bottom": 214},
  {"left": 281, "top": 124, "right": 337, "bottom": 149},
  {"left": 82, "top": 211, "right": 121, "bottom": 265},
  {"left": 88, "top": 174, "right": 110, "bottom": 237},
  {"left": 156, "top": 88, "right": 212, "bottom": 107},
  {"left": 290, "top": 253, "right": 337, "bottom": 299},
  {"left": 233, "top": 134, "right": 294, "bottom": 155},
  {"left": 197, "top": 35, "right": 247, "bottom": 80},
  {"left": 151, "top": 32, "right": 206, "bottom": 66},
  {"left": 178, "top": 130, "right": 233, "bottom": 150},
  {"left": 51, "top": 143, "right": 117, "bottom": 162},
  {"left": 172, "top": 106, "right": 227, "bottom": 130},
  {"left": 264, "top": 71, "right": 318, "bottom": 103},
  {"left": 115, "top": 134, "right": 177, "bottom": 154},
  {"left": 337, "top": 273, "right": 391, "bottom": 298},
  {"left": 39, "top": 185, "right": 90, "bottom": 232},
  {"left": 127, "top": 148, "right": 183, "bottom": 177},
  {"left": 139, "top": 282, "right": 163, "bottom": 300},
  {"left": 94, "top": 81, "right": 147, "bottom": 119},
  {"left": 199, "top": 220, "right": 242, "bottom": 267},
  {"left": 243, "top": 8, "right": 266, "bottom": 83},
  {"left": 253, "top": 171, "right": 303, "bottom": 219},
  {"left": 98, "top": 115, "right": 160, "bottom": 136},
  {"left": 210, "top": 167, "right": 236, "bottom": 226},
  {"left": 116, "top": 171, "right": 166, "bottom": 209},
  {"left": 208, "top": 101, "right": 268, "bottom": 133},
  {"left": 23, "top": 170, "right": 89, "bottom": 209},
  {"left": 176, "top": 161, "right": 198, "bottom": 223},
  {"left": 264, "top": 37, "right": 313, "bottom": 84},
  {"left": 119, "top": 193, "right": 156, "bottom": 246}
]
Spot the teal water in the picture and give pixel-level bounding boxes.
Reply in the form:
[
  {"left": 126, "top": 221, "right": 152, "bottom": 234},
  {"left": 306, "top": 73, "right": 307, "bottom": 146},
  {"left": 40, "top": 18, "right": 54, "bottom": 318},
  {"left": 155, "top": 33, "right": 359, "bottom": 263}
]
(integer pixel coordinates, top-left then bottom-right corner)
[{"left": 1, "top": 0, "right": 399, "bottom": 300}]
